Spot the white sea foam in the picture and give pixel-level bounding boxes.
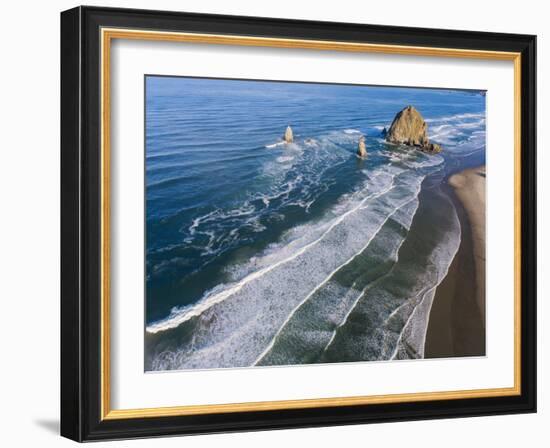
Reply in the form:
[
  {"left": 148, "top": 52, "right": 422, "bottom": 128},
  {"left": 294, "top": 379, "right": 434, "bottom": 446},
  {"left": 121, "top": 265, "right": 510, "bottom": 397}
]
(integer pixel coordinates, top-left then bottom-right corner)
[
  {"left": 256, "top": 196, "right": 421, "bottom": 365},
  {"left": 147, "top": 108, "right": 483, "bottom": 370},
  {"left": 312, "top": 198, "right": 460, "bottom": 364},
  {"left": 176, "top": 129, "right": 359, "bottom": 260},
  {"left": 427, "top": 111, "right": 486, "bottom": 150},
  {"left": 147, "top": 170, "right": 398, "bottom": 335},
  {"left": 319, "top": 197, "right": 420, "bottom": 355},
  {"left": 425, "top": 112, "right": 485, "bottom": 123},
  {"left": 253, "top": 183, "right": 421, "bottom": 365},
  {"left": 265, "top": 141, "right": 285, "bottom": 148},
  {"left": 148, "top": 164, "right": 431, "bottom": 370},
  {"left": 180, "top": 134, "right": 344, "bottom": 257},
  {"left": 390, "top": 197, "right": 461, "bottom": 359},
  {"left": 276, "top": 156, "right": 294, "bottom": 163}
]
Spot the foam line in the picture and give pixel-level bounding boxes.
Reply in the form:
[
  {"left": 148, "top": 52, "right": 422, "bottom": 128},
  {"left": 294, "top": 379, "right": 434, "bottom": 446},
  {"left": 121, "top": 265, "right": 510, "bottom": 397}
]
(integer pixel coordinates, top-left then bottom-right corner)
[
  {"left": 390, "top": 202, "right": 461, "bottom": 359},
  {"left": 146, "top": 174, "right": 398, "bottom": 334},
  {"left": 319, "top": 195, "right": 419, "bottom": 356},
  {"left": 254, "top": 192, "right": 421, "bottom": 365}
]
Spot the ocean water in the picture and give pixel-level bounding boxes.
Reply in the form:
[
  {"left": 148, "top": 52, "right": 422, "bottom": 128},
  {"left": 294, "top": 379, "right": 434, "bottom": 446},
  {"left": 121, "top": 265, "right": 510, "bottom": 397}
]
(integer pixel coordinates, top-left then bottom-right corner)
[{"left": 144, "top": 76, "right": 486, "bottom": 371}]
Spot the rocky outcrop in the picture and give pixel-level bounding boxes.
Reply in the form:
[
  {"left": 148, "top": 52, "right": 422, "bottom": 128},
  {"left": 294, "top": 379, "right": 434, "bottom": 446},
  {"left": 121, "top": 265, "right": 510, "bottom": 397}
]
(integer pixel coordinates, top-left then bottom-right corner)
[
  {"left": 385, "top": 106, "right": 442, "bottom": 153},
  {"left": 386, "top": 106, "right": 429, "bottom": 146},
  {"left": 423, "top": 142, "right": 442, "bottom": 153},
  {"left": 380, "top": 127, "right": 387, "bottom": 137},
  {"left": 357, "top": 135, "right": 367, "bottom": 158},
  {"left": 284, "top": 125, "right": 294, "bottom": 143}
]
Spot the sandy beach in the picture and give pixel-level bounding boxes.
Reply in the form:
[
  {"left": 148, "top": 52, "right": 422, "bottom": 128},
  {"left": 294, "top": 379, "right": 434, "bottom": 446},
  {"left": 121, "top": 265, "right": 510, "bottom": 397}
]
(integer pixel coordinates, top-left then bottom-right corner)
[{"left": 425, "top": 166, "right": 486, "bottom": 358}]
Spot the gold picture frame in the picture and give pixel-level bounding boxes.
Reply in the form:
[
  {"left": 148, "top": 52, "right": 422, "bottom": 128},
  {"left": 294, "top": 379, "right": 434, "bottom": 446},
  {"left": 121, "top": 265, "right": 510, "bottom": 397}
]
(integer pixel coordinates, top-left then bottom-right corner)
[{"left": 61, "top": 6, "right": 536, "bottom": 441}]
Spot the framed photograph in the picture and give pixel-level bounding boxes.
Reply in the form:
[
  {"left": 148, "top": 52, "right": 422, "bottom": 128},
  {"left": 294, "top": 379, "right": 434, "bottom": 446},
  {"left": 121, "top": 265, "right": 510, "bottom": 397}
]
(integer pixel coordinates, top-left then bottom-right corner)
[{"left": 60, "top": 6, "right": 536, "bottom": 441}]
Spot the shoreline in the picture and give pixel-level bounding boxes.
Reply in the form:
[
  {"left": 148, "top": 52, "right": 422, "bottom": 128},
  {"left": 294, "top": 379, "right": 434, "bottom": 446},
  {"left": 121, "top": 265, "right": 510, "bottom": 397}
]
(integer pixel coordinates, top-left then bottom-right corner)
[{"left": 424, "top": 165, "right": 486, "bottom": 358}]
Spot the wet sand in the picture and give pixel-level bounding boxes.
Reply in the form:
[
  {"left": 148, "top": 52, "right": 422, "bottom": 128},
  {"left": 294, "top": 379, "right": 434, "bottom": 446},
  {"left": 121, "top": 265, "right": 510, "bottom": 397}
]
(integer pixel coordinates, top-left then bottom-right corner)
[{"left": 425, "top": 166, "right": 486, "bottom": 357}]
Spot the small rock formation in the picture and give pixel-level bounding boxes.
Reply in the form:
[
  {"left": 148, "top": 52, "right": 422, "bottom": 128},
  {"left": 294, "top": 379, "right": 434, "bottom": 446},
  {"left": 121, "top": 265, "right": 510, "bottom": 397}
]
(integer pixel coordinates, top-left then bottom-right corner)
[
  {"left": 357, "top": 135, "right": 367, "bottom": 158},
  {"left": 385, "top": 105, "right": 442, "bottom": 153},
  {"left": 380, "top": 127, "right": 387, "bottom": 137},
  {"left": 423, "top": 142, "right": 442, "bottom": 153},
  {"left": 284, "top": 125, "right": 294, "bottom": 143}
]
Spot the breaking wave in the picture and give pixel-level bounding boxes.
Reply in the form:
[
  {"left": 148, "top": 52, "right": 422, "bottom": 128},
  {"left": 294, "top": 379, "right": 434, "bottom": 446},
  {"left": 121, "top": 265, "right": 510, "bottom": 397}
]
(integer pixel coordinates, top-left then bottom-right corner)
[
  {"left": 146, "top": 145, "right": 451, "bottom": 371},
  {"left": 427, "top": 112, "right": 486, "bottom": 154},
  {"left": 145, "top": 84, "right": 485, "bottom": 371}
]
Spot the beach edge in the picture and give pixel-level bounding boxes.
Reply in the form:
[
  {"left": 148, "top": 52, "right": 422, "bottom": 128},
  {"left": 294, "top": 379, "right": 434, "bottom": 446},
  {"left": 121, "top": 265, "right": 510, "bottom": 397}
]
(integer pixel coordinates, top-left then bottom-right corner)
[{"left": 425, "top": 165, "right": 486, "bottom": 358}]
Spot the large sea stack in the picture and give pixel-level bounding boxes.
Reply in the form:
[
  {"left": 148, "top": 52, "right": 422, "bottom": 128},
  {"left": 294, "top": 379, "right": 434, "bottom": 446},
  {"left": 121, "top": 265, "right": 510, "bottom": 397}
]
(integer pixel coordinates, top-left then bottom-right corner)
[
  {"left": 284, "top": 125, "right": 294, "bottom": 143},
  {"left": 386, "top": 106, "right": 442, "bottom": 154}
]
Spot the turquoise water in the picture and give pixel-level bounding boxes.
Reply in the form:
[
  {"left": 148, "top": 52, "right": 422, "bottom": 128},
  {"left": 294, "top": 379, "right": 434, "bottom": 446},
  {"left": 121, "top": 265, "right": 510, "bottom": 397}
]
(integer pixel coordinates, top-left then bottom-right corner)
[{"left": 144, "top": 76, "right": 486, "bottom": 370}]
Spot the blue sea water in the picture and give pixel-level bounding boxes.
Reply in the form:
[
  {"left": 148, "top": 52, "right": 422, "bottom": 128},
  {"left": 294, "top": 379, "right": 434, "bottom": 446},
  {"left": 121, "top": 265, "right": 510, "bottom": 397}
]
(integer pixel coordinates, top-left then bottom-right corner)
[{"left": 144, "top": 76, "right": 486, "bottom": 370}]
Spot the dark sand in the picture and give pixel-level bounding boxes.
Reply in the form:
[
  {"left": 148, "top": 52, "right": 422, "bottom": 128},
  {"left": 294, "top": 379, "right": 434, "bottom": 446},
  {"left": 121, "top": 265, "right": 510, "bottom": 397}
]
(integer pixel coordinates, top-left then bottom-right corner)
[{"left": 424, "top": 166, "right": 486, "bottom": 358}]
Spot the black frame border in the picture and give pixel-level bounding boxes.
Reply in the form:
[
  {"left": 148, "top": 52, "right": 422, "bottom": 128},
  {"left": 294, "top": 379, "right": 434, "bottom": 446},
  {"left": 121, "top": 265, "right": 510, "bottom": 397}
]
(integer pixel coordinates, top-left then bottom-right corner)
[{"left": 61, "top": 6, "right": 536, "bottom": 442}]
